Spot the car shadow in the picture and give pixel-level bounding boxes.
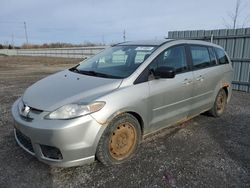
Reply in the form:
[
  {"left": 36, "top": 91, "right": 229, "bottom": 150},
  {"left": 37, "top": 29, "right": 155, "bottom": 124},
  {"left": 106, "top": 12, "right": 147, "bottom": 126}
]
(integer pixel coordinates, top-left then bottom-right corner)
[{"left": 204, "top": 112, "right": 250, "bottom": 171}]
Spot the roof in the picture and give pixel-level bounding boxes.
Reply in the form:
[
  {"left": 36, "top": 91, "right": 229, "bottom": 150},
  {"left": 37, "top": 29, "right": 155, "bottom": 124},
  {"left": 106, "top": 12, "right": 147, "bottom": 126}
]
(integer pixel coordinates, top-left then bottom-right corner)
[
  {"left": 116, "top": 39, "right": 222, "bottom": 49},
  {"left": 174, "top": 39, "right": 223, "bottom": 49}
]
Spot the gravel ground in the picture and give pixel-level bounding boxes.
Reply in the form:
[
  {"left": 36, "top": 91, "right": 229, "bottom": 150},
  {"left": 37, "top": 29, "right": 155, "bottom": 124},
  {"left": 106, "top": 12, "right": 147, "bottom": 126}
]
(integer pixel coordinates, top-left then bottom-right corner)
[{"left": 0, "top": 56, "right": 249, "bottom": 188}]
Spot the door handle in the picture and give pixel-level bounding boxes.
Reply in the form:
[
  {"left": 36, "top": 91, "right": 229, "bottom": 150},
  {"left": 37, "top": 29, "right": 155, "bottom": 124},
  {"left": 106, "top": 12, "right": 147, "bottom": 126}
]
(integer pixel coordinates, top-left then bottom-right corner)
[
  {"left": 183, "top": 78, "right": 193, "bottom": 85},
  {"left": 196, "top": 75, "right": 204, "bottom": 82}
]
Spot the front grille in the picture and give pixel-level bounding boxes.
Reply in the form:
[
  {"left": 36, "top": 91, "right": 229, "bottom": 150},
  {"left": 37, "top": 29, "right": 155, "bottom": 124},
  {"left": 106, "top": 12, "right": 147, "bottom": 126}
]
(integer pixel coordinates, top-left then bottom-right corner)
[
  {"left": 18, "top": 100, "right": 43, "bottom": 121},
  {"left": 40, "top": 145, "right": 63, "bottom": 160},
  {"left": 30, "top": 107, "right": 43, "bottom": 114},
  {"left": 15, "top": 129, "right": 34, "bottom": 153}
]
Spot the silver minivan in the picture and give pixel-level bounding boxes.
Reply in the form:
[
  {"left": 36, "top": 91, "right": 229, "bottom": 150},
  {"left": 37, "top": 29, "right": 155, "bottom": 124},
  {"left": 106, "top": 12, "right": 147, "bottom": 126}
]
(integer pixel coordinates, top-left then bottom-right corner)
[{"left": 12, "top": 39, "right": 233, "bottom": 167}]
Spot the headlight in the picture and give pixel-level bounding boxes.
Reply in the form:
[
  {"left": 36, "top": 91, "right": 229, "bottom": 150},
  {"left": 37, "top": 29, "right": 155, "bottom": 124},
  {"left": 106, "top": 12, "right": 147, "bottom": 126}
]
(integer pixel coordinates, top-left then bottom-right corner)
[{"left": 45, "top": 102, "right": 105, "bottom": 120}]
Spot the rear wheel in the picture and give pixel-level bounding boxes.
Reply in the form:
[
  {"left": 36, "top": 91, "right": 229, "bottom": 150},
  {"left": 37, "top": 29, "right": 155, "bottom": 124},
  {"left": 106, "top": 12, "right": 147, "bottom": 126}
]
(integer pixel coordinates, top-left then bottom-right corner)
[
  {"left": 209, "top": 89, "right": 227, "bottom": 117},
  {"left": 96, "top": 113, "right": 141, "bottom": 166}
]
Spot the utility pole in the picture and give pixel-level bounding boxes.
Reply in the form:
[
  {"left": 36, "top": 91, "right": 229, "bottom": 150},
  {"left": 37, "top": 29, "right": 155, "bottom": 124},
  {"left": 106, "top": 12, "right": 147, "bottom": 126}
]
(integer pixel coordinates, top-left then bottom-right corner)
[
  {"left": 102, "top": 35, "right": 105, "bottom": 45},
  {"left": 123, "top": 30, "right": 126, "bottom": 42},
  {"left": 24, "top": 21, "right": 28, "bottom": 44},
  {"left": 11, "top": 34, "right": 14, "bottom": 47}
]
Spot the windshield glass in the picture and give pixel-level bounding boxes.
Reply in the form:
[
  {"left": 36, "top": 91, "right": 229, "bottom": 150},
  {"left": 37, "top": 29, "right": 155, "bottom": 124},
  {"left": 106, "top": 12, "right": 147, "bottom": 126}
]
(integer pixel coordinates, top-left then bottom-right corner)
[{"left": 72, "top": 45, "right": 156, "bottom": 79}]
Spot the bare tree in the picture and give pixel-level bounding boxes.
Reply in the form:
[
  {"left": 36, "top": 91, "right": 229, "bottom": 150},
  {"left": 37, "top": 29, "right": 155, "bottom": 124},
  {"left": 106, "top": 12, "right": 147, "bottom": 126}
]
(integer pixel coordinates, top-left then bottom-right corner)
[
  {"left": 232, "top": 0, "right": 241, "bottom": 29},
  {"left": 223, "top": 0, "right": 249, "bottom": 29}
]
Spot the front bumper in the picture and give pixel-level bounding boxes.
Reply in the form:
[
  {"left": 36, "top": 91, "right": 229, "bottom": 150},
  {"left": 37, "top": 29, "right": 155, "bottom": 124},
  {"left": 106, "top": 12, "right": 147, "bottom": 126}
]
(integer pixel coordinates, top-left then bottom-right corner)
[{"left": 11, "top": 99, "right": 106, "bottom": 167}]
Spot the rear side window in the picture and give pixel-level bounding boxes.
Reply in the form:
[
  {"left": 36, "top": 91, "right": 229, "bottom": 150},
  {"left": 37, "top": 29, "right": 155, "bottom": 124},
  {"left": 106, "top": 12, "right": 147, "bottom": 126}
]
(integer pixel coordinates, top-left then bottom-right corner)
[
  {"left": 214, "top": 48, "right": 229, "bottom": 64},
  {"left": 190, "top": 46, "right": 212, "bottom": 69}
]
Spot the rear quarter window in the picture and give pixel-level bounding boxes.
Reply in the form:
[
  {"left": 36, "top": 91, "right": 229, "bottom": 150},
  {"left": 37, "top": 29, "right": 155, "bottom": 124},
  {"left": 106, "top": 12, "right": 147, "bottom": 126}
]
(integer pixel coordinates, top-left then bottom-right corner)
[
  {"left": 214, "top": 48, "right": 229, "bottom": 64},
  {"left": 208, "top": 47, "right": 217, "bottom": 65}
]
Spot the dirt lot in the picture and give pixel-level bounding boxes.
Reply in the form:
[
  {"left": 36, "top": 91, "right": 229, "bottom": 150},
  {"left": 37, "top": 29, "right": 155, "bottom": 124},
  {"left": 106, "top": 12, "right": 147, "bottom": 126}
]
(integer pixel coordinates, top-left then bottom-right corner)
[{"left": 0, "top": 56, "right": 249, "bottom": 188}]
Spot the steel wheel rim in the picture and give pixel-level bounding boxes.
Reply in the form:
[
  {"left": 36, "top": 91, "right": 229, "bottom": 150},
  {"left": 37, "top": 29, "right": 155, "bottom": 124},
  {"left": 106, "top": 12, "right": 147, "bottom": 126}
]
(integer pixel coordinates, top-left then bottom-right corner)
[
  {"left": 216, "top": 92, "right": 226, "bottom": 114},
  {"left": 108, "top": 122, "right": 137, "bottom": 160}
]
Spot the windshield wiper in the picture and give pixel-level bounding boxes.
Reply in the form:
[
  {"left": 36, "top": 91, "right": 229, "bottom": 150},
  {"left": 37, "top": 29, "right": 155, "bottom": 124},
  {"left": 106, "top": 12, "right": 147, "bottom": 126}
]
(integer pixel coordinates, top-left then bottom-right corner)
[
  {"left": 81, "top": 70, "right": 123, "bottom": 79},
  {"left": 71, "top": 69, "right": 122, "bottom": 79},
  {"left": 69, "top": 65, "right": 80, "bottom": 73}
]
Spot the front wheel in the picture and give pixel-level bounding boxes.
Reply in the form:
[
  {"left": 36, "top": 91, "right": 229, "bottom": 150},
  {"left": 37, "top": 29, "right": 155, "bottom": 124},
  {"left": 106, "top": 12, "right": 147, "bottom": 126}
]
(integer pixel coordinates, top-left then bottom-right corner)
[
  {"left": 209, "top": 89, "right": 227, "bottom": 117},
  {"left": 96, "top": 113, "right": 141, "bottom": 166}
]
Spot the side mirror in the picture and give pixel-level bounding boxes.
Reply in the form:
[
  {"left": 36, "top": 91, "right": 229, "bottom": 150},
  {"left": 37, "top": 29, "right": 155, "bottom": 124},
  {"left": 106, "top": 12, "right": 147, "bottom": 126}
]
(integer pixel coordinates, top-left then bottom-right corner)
[{"left": 154, "top": 66, "right": 176, "bottom": 79}]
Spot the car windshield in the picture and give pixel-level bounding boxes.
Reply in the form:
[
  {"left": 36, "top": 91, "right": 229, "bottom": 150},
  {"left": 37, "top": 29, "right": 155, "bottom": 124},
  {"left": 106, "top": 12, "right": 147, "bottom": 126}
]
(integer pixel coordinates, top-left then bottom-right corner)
[{"left": 71, "top": 45, "right": 156, "bottom": 79}]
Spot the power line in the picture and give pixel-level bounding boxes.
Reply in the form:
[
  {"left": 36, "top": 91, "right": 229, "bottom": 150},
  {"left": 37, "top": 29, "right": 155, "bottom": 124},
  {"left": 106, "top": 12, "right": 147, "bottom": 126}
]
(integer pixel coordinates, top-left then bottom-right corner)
[
  {"left": 0, "top": 21, "right": 29, "bottom": 44},
  {"left": 0, "top": 21, "right": 24, "bottom": 24}
]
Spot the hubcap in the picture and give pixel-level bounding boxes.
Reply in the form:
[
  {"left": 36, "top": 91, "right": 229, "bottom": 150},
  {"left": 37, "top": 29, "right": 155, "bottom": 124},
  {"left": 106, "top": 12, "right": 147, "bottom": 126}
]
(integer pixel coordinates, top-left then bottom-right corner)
[{"left": 109, "top": 122, "right": 136, "bottom": 160}]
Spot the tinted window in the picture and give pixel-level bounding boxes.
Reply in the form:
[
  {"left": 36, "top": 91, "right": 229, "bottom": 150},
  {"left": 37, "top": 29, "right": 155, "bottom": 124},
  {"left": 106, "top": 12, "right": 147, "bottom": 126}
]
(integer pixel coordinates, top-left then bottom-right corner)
[
  {"left": 150, "top": 45, "right": 188, "bottom": 73},
  {"left": 190, "top": 46, "right": 212, "bottom": 69},
  {"left": 215, "top": 48, "right": 229, "bottom": 64}
]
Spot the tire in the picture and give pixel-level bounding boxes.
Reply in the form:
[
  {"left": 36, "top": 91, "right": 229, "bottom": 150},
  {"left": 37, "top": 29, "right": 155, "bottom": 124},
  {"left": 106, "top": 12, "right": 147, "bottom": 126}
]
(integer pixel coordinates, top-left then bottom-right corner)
[
  {"left": 208, "top": 89, "right": 227, "bottom": 117},
  {"left": 96, "top": 113, "right": 141, "bottom": 166}
]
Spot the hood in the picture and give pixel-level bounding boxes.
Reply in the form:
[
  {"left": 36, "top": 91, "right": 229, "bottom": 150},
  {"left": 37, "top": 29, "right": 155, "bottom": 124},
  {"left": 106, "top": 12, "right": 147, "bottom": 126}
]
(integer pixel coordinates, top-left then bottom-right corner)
[{"left": 22, "top": 70, "right": 122, "bottom": 111}]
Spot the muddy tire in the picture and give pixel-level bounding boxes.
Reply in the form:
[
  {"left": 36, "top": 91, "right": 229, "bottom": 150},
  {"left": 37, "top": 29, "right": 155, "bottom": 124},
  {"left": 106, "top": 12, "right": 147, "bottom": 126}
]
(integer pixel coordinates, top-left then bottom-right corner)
[
  {"left": 96, "top": 113, "right": 141, "bottom": 166},
  {"left": 209, "top": 89, "right": 227, "bottom": 117}
]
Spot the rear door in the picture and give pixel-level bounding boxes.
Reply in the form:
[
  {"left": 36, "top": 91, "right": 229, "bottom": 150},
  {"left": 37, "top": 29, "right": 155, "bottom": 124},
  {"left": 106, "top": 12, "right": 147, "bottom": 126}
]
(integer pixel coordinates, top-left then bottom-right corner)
[
  {"left": 188, "top": 45, "right": 221, "bottom": 116},
  {"left": 148, "top": 45, "right": 194, "bottom": 131}
]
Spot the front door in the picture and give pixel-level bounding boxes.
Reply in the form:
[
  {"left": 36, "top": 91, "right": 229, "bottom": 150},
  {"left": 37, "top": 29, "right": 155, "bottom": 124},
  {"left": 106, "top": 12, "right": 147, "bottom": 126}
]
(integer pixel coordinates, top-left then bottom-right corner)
[{"left": 148, "top": 45, "right": 194, "bottom": 132}]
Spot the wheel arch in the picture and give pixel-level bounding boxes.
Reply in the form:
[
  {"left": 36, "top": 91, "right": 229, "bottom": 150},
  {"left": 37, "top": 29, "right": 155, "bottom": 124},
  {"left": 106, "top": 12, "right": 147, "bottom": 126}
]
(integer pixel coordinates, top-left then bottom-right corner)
[
  {"left": 126, "top": 111, "right": 144, "bottom": 135},
  {"left": 98, "top": 110, "right": 145, "bottom": 136},
  {"left": 212, "top": 79, "right": 232, "bottom": 104},
  {"left": 222, "top": 86, "right": 229, "bottom": 98}
]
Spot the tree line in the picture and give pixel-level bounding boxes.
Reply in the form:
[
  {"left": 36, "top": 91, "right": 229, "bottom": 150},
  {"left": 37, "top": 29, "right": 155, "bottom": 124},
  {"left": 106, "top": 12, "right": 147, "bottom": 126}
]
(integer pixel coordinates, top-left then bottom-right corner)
[{"left": 0, "top": 42, "right": 103, "bottom": 49}]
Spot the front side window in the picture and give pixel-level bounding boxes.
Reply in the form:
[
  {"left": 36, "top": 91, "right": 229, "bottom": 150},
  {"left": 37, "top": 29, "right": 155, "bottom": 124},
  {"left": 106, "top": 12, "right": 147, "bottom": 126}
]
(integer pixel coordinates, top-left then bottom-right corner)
[
  {"left": 72, "top": 45, "right": 156, "bottom": 78},
  {"left": 214, "top": 48, "right": 229, "bottom": 64},
  {"left": 150, "top": 45, "right": 188, "bottom": 73}
]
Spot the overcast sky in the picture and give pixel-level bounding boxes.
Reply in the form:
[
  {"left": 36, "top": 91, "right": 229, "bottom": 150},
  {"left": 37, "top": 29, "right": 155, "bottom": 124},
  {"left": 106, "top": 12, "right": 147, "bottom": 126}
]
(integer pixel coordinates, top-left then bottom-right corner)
[{"left": 0, "top": 0, "right": 250, "bottom": 45}]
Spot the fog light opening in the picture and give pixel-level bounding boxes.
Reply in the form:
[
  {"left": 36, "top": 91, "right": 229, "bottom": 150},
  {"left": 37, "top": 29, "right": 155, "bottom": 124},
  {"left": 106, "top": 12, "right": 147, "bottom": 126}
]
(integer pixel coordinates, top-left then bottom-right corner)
[{"left": 40, "top": 145, "right": 63, "bottom": 160}]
